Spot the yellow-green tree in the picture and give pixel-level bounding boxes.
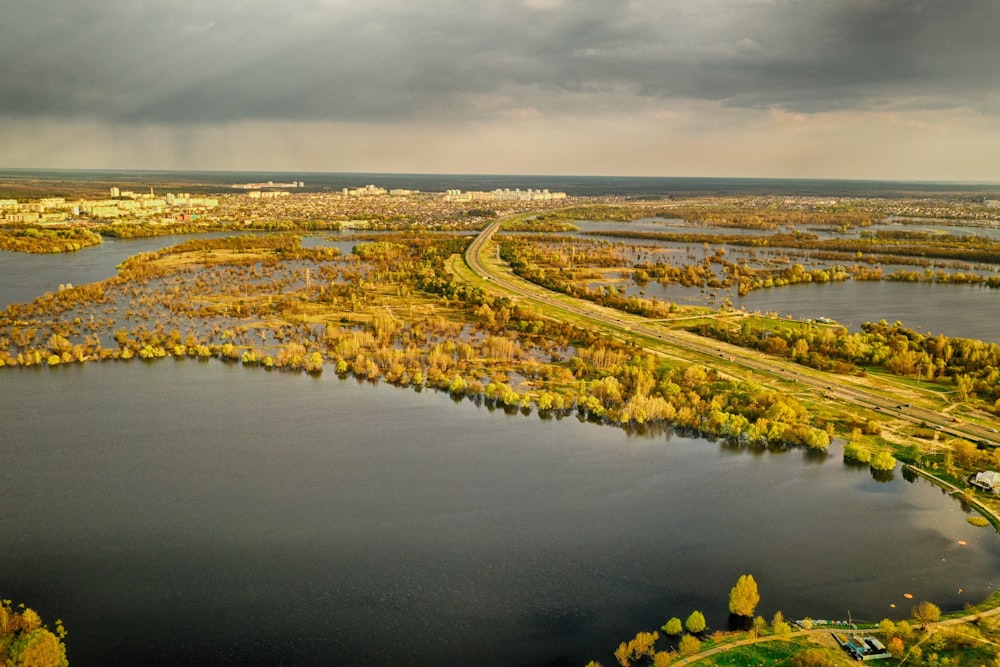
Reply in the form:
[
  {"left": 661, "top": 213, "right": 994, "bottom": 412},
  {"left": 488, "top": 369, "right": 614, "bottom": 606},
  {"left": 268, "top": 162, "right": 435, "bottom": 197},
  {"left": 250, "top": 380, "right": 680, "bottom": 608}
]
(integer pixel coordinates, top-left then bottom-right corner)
[
  {"left": 871, "top": 451, "right": 896, "bottom": 471},
  {"left": 951, "top": 439, "right": 978, "bottom": 468},
  {"left": 729, "top": 574, "right": 761, "bottom": 617},
  {"left": 684, "top": 610, "right": 706, "bottom": 634},
  {"left": 912, "top": 600, "right": 940, "bottom": 628},
  {"left": 661, "top": 617, "right": 683, "bottom": 636},
  {"left": 678, "top": 633, "right": 701, "bottom": 656},
  {"left": 0, "top": 600, "right": 68, "bottom": 667},
  {"left": 772, "top": 610, "right": 791, "bottom": 637},
  {"left": 652, "top": 651, "right": 674, "bottom": 667}
]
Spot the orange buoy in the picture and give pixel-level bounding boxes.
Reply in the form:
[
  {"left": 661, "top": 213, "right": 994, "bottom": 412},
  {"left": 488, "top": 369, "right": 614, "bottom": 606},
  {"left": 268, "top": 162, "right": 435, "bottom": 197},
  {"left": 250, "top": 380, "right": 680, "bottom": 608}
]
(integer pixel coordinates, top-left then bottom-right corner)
[{"left": 903, "top": 593, "right": 913, "bottom": 599}]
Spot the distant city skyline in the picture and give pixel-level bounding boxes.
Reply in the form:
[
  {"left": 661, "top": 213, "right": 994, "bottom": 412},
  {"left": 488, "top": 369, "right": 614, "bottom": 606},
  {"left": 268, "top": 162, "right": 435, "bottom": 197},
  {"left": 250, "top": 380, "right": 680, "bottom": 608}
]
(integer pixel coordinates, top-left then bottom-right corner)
[{"left": 2, "top": 1, "right": 998, "bottom": 182}]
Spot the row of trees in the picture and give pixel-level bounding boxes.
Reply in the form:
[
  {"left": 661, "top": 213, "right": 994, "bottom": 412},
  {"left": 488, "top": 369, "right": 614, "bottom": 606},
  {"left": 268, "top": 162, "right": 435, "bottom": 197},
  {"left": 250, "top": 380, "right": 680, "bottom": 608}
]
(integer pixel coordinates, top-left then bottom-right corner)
[
  {"left": 586, "top": 227, "right": 1000, "bottom": 266},
  {"left": 527, "top": 203, "right": 879, "bottom": 230},
  {"left": 509, "top": 231, "right": 999, "bottom": 307},
  {"left": 589, "top": 575, "right": 760, "bottom": 667},
  {"left": 692, "top": 319, "right": 1000, "bottom": 406},
  {"left": 724, "top": 261, "right": 1000, "bottom": 297},
  {"left": 0, "top": 225, "right": 102, "bottom": 253},
  {"left": 592, "top": 575, "right": 961, "bottom": 667}
]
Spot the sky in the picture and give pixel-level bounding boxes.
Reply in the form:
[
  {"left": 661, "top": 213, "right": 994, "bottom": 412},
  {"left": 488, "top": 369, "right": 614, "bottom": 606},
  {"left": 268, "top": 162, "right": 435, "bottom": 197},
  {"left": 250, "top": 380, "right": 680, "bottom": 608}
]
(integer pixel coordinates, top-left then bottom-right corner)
[{"left": 2, "top": 0, "right": 999, "bottom": 180}]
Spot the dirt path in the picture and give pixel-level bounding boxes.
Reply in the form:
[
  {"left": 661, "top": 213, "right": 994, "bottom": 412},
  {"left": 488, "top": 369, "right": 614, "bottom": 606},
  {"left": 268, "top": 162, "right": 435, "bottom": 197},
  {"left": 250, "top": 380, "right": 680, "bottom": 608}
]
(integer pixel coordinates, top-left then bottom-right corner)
[{"left": 675, "top": 605, "right": 1000, "bottom": 666}]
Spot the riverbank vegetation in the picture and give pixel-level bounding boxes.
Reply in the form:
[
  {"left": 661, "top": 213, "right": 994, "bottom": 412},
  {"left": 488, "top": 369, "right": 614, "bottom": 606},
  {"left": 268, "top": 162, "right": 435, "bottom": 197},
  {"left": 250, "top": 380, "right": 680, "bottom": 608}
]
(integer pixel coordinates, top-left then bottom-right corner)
[
  {"left": 0, "top": 232, "right": 833, "bottom": 451},
  {"left": 689, "top": 319, "right": 1000, "bottom": 407},
  {"left": 0, "top": 226, "right": 102, "bottom": 253},
  {"left": 529, "top": 196, "right": 1000, "bottom": 230},
  {"left": 589, "top": 584, "right": 1000, "bottom": 666},
  {"left": 494, "top": 212, "right": 1000, "bottom": 419},
  {"left": 586, "top": 577, "right": 812, "bottom": 666},
  {"left": 3, "top": 198, "right": 999, "bottom": 460}
]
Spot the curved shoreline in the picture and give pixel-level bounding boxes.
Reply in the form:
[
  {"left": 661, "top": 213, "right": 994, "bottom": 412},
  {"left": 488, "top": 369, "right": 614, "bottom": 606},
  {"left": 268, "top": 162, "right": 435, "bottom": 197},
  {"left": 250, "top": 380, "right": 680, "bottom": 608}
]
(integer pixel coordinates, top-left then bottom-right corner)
[
  {"left": 903, "top": 464, "right": 1000, "bottom": 531},
  {"left": 669, "top": 465, "right": 1000, "bottom": 665}
]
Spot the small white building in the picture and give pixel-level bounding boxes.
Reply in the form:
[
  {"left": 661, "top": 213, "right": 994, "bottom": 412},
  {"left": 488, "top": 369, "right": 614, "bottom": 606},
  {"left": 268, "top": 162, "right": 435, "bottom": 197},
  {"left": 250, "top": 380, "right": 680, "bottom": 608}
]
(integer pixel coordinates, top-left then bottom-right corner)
[{"left": 971, "top": 471, "right": 1000, "bottom": 494}]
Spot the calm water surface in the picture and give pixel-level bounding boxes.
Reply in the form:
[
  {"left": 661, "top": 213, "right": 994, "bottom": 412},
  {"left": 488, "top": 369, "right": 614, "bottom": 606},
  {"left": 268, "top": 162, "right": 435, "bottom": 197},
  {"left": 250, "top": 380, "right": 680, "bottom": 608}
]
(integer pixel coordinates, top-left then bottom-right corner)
[
  {"left": 2, "top": 362, "right": 999, "bottom": 666},
  {"left": 0, "top": 233, "right": 248, "bottom": 308},
  {"left": 736, "top": 282, "right": 1000, "bottom": 343},
  {"left": 561, "top": 221, "right": 1000, "bottom": 342}
]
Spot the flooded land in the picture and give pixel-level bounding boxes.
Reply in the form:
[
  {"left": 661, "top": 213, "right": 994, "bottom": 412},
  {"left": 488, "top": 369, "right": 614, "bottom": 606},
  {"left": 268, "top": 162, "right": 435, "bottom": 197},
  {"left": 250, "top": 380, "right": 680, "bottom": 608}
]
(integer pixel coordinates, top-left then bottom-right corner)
[{"left": 3, "top": 173, "right": 1000, "bottom": 666}]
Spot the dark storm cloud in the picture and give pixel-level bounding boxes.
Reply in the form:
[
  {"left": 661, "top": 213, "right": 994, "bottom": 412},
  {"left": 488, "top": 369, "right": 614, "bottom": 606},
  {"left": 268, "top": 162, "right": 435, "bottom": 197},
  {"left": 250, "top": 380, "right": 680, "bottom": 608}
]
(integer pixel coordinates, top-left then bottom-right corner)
[{"left": 2, "top": 0, "right": 997, "bottom": 125}]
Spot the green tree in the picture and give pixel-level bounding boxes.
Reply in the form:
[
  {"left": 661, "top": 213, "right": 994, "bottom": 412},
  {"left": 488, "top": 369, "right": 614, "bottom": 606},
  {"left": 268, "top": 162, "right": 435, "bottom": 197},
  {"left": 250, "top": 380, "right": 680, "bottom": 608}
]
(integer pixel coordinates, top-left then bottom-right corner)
[
  {"left": 661, "top": 617, "right": 683, "bottom": 636},
  {"left": 6, "top": 628, "right": 68, "bottom": 667},
  {"left": 955, "top": 374, "right": 975, "bottom": 402},
  {"left": 678, "top": 633, "right": 701, "bottom": 656},
  {"left": 912, "top": 600, "right": 941, "bottom": 628},
  {"left": 844, "top": 442, "right": 872, "bottom": 464},
  {"left": 802, "top": 427, "right": 830, "bottom": 450},
  {"left": 728, "top": 574, "right": 760, "bottom": 617},
  {"left": 877, "top": 617, "right": 896, "bottom": 640},
  {"left": 652, "top": 651, "right": 673, "bottom": 667},
  {"left": 685, "top": 610, "right": 706, "bottom": 634},
  {"left": 951, "top": 439, "right": 978, "bottom": 468},
  {"left": 871, "top": 451, "right": 896, "bottom": 471},
  {"left": 772, "top": 610, "right": 791, "bottom": 637}
]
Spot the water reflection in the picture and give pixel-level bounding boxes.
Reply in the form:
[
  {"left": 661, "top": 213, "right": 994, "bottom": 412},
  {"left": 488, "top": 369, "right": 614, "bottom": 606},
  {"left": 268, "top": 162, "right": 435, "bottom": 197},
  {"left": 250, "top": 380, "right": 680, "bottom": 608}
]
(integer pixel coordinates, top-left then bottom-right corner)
[{"left": 871, "top": 467, "right": 896, "bottom": 484}]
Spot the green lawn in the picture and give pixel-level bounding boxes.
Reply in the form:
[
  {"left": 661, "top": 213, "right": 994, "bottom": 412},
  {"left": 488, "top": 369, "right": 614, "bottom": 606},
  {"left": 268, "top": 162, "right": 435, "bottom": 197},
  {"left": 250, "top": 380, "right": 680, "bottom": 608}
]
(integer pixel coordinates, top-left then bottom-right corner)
[{"left": 696, "top": 638, "right": 867, "bottom": 666}]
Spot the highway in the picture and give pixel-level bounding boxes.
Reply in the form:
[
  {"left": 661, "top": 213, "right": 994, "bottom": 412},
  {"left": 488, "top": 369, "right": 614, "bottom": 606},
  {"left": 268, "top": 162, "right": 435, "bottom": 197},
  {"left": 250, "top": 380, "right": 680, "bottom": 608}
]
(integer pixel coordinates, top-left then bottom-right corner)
[{"left": 464, "top": 217, "right": 999, "bottom": 447}]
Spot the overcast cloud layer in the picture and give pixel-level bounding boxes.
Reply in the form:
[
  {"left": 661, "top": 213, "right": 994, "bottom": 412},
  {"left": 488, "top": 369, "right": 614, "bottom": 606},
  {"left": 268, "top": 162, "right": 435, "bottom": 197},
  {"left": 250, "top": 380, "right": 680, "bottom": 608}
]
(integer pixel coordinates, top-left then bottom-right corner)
[{"left": 2, "top": 0, "right": 998, "bottom": 179}]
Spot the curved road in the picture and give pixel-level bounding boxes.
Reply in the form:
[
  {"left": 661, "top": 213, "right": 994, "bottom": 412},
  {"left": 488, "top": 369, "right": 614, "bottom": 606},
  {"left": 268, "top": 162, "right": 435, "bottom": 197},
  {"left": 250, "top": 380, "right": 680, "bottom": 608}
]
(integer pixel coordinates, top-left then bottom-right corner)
[{"left": 464, "top": 216, "right": 999, "bottom": 447}]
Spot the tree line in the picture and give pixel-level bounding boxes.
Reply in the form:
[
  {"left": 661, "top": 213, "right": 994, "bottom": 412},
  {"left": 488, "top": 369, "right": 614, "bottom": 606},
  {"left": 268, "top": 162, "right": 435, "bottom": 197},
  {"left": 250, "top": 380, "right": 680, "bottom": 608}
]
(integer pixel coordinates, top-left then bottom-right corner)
[
  {"left": 0, "top": 226, "right": 102, "bottom": 253},
  {"left": 584, "top": 228, "right": 1000, "bottom": 268},
  {"left": 587, "top": 575, "right": 763, "bottom": 667},
  {"left": 690, "top": 319, "right": 1000, "bottom": 408}
]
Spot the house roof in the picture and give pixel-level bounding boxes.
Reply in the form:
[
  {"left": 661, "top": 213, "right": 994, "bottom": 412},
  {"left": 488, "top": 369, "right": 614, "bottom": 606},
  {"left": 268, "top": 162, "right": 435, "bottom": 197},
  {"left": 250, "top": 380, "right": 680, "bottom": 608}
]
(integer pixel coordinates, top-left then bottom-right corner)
[{"left": 974, "top": 471, "right": 1000, "bottom": 487}]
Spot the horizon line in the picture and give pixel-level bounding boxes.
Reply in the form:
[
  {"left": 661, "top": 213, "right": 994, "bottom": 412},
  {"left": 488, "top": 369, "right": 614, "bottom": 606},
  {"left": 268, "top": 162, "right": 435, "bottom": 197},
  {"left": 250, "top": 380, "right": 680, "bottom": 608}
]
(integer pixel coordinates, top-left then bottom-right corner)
[{"left": 1, "top": 166, "right": 999, "bottom": 186}]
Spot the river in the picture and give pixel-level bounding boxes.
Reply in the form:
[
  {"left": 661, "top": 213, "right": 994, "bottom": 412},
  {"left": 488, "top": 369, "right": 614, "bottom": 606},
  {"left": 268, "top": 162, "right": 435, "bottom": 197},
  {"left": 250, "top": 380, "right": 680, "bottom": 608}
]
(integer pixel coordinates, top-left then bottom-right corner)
[{"left": 2, "top": 362, "right": 999, "bottom": 666}]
